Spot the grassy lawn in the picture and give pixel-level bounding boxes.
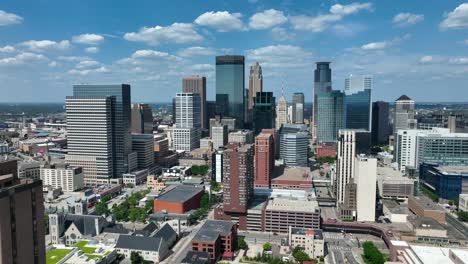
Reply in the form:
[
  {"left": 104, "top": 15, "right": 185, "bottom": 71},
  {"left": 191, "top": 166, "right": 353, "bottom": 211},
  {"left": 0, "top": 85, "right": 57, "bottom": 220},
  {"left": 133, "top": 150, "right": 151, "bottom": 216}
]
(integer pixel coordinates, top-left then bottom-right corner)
[
  {"left": 74, "top": 240, "right": 96, "bottom": 254},
  {"left": 46, "top": 249, "right": 72, "bottom": 264},
  {"left": 85, "top": 254, "right": 103, "bottom": 260}
]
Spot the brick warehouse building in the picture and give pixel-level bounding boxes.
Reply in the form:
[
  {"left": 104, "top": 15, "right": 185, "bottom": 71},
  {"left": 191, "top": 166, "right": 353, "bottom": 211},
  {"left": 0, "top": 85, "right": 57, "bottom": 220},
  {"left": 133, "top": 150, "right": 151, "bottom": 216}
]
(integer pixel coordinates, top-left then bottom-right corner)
[
  {"left": 154, "top": 185, "right": 204, "bottom": 214},
  {"left": 254, "top": 132, "right": 274, "bottom": 188}
]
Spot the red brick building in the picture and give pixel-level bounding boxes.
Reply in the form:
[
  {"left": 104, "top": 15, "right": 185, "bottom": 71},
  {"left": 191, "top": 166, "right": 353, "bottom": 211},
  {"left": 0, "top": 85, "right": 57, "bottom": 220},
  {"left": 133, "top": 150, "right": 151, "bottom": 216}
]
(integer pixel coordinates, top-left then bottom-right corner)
[
  {"left": 254, "top": 132, "right": 274, "bottom": 188},
  {"left": 316, "top": 141, "right": 337, "bottom": 159},
  {"left": 191, "top": 220, "right": 237, "bottom": 263},
  {"left": 154, "top": 185, "right": 204, "bottom": 214}
]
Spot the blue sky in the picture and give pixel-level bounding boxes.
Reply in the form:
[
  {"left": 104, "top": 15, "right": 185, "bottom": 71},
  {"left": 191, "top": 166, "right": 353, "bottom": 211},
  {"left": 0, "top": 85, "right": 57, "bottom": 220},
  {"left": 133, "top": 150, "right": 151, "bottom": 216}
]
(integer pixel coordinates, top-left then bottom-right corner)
[{"left": 1, "top": 0, "right": 468, "bottom": 103}]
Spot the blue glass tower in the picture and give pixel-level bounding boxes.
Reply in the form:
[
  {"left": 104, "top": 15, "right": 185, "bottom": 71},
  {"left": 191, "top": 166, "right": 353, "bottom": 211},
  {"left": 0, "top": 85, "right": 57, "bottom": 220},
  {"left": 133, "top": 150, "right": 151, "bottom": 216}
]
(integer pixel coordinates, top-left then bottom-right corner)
[
  {"left": 216, "top": 55, "right": 245, "bottom": 128},
  {"left": 344, "top": 75, "right": 372, "bottom": 130},
  {"left": 253, "top": 92, "right": 276, "bottom": 134},
  {"left": 316, "top": 90, "right": 345, "bottom": 142}
]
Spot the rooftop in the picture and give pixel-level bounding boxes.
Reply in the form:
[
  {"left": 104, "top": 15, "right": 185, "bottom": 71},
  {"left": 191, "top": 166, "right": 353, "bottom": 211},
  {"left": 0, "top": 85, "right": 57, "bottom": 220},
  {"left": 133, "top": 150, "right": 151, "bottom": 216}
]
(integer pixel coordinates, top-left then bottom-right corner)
[
  {"left": 266, "top": 197, "right": 319, "bottom": 213},
  {"left": 396, "top": 94, "right": 412, "bottom": 101},
  {"left": 272, "top": 166, "right": 312, "bottom": 182},
  {"left": 290, "top": 228, "right": 323, "bottom": 239},
  {"left": 409, "top": 216, "right": 445, "bottom": 231},
  {"left": 192, "top": 220, "right": 235, "bottom": 243},
  {"left": 438, "top": 165, "right": 468, "bottom": 175},
  {"left": 377, "top": 166, "right": 414, "bottom": 182},
  {"left": 410, "top": 196, "right": 445, "bottom": 212},
  {"left": 157, "top": 185, "right": 203, "bottom": 203},
  {"left": 115, "top": 235, "right": 164, "bottom": 252},
  {"left": 409, "top": 245, "right": 468, "bottom": 264},
  {"left": 383, "top": 200, "right": 409, "bottom": 215}
]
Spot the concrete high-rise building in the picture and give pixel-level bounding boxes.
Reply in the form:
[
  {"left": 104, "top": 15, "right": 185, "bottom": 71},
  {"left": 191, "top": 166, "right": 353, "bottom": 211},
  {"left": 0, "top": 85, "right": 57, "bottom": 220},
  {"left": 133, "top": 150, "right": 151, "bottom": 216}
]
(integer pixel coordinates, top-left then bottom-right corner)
[
  {"left": 279, "top": 124, "right": 309, "bottom": 167},
  {"left": 253, "top": 92, "right": 276, "bottom": 134},
  {"left": 67, "top": 84, "right": 132, "bottom": 181},
  {"left": 131, "top": 103, "right": 153, "bottom": 134},
  {"left": 313, "top": 62, "right": 332, "bottom": 139},
  {"left": 183, "top": 75, "right": 207, "bottom": 129},
  {"left": 344, "top": 75, "right": 372, "bottom": 130},
  {"left": 0, "top": 159, "right": 46, "bottom": 264},
  {"left": 371, "top": 101, "right": 390, "bottom": 145},
  {"left": 174, "top": 93, "right": 201, "bottom": 152},
  {"left": 316, "top": 91, "right": 345, "bottom": 143},
  {"left": 354, "top": 156, "right": 377, "bottom": 222},
  {"left": 276, "top": 95, "right": 289, "bottom": 129},
  {"left": 211, "top": 125, "right": 228, "bottom": 149},
  {"left": 173, "top": 128, "right": 200, "bottom": 152},
  {"left": 292, "top": 93, "right": 305, "bottom": 124},
  {"left": 216, "top": 55, "right": 245, "bottom": 128},
  {"left": 212, "top": 149, "right": 225, "bottom": 183},
  {"left": 65, "top": 96, "right": 115, "bottom": 185},
  {"left": 255, "top": 132, "right": 274, "bottom": 188},
  {"left": 248, "top": 62, "right": 263, "bottom": 111},
  {"left": 228, "top": 130, "right": 254, "bottom": 144},
  {"left": 336, "top": 130, "right": 356, "bottom": 204},
  {"left": 222, "top": 143, "right": 254, "bottom": 214},
  {"left": 131, "top": 134, "right": 155, "bottom": 170},
  {"left": 40, "top": 163, "right": 84, "bottom": 192},
  {"left": 394, "top": 95, "right": 417, "bottom": 132}
]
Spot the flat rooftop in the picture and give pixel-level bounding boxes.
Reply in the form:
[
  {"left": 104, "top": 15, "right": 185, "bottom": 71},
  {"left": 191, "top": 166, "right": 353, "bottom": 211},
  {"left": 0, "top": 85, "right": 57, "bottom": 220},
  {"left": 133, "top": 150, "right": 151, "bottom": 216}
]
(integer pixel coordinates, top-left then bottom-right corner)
[
  {"left": 377, "top": 166, "right": 412, "bottom": 182},
  {"left": 290, "top": 228, "right": 323, "bottom": 239},
  {"left": 409, "top": 216, "right": 445, "bottom": 231},
  {"left": 192, "top": 220, "right": 235, "bottom": 243},
  {"left": 410, "top": 196, "right": 445, "bottom": 211},
  {"left": 157, "top": 185, "right": 203, "bottom": 203},
  {"left": 383, "top": 200, "right": 408, "bottom": 215},
  {"left": 438, "top": 165, "right": 468, "bottom": 175},
  {"left": 272, "top": 166, "right": 312, "bottom": 182},
  {"left": 409, "top": 245, "right": 468, "bottom": 264},
  {"left": 266, "top": 197, "right": 319, "bottom": 213}
]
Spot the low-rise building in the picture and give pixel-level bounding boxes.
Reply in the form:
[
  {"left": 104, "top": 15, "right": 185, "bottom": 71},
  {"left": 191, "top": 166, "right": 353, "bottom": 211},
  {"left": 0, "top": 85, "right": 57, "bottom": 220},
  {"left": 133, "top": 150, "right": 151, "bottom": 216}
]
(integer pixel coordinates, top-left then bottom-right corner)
[
  {"left": 147, "top": 175, "right": 166, "bottom": 191},
  {"left": 382, "top": 200, "right": 408, "bottom": 223},
  {"left": 409, "top": 216, "right": 447, "bottom": 239},
  {"left": 391, "top": 241, "right": 468, "bottom": 264},
  {"left": 264, "top": 198, "right": 320, "bottom": 233},
  {"left": 420, "top": 163, "right": 468, "bottom": 200},
  {"left": 191, "top": 220, "right": 237, "bottom": 263},
  {"left": 460, "top": 193, "right": 468, "bottom": 212},
  {"left": 154, "top": 185, "right": 204, "bottom": 214},
  {"left": 288, "top": 227, "right": 324, "bottom": 259},
  {"left": 271, "top": 166, "right": 313, "bottom": 190},
  {"left": 18, "top": 160, "right": 41, "bottom": 180},
  {"left": 41, "top": 162, "right": 84, "bottom": 192},
  {"left": 408, "top": 196, "right": 446, "bottom": 224},
  {"left": 377, "top": 166, "right": 415, "bottom": 199},
  {"left": 49, "top": 213, "right": 110, "bottom": 246},
  {"left": 162, "top": 166, "right": 191, "bottom": 180},
  {"left": 316, "top": 141, "right": 337, "bottom": 159}
]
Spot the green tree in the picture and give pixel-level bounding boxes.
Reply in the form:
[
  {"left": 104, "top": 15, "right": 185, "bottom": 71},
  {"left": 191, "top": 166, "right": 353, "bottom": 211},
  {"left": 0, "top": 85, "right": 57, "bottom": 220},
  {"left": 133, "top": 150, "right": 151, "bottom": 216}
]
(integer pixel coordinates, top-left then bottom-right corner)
[
  {"left": 130, "top": 251, "right": 144, "bottom": 263},
  {"left": 145, "top": 200, "right": 154, "bottom": 213},
  {"left": 95, "top": 201, "right": 110, "bottom": 216},
  {"left": 263, "top": 242, "right": 272, "bottom": 251},
  {"left": 362, "top": 241, "right": 385, "bottom": 264},
  {"left": 458, "top": 211, "right": 468, "bottom": 222},
  {"left": 200, "top": 193, "right": 210, "bottom": 209},
  {"left": 210, "top": 180, "right": 221, "bottom": 192},
  {"left": 237, "top": 236, "right": 247, "bottom": 250}
]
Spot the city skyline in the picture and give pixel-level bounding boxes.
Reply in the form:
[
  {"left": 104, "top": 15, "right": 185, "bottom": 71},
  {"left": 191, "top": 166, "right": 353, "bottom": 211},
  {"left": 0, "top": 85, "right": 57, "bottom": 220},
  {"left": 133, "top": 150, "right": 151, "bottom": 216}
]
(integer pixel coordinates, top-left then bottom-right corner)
[{"left": 1, "top": 1, "right": 468, "bottom": 103}]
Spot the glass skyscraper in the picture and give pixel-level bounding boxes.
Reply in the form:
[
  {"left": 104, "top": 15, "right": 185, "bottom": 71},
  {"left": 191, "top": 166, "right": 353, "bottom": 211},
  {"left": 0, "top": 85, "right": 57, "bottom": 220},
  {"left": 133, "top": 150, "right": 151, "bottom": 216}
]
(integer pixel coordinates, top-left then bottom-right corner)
[
  {"left": 72, "top": 84, "right": 132, "bottom": 178},
  {"left": 344, "top": 75, "right": 372, "bottom": 131},
  {"left": 253, "top": 92, "right": 276, "bottom": 134},
  {"left": 316, "top": 90, "right": 345, "bottom": 142},
  {"left": 216, "top": 55, "right": 245, "bottom": 128}
]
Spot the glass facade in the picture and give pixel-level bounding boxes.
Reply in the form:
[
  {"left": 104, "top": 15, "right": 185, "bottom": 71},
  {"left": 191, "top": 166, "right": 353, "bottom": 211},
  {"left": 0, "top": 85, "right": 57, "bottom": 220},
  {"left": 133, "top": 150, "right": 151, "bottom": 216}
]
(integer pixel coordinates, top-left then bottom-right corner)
[
  {"left": 345, "top": 89, "right": 371, "bottom": 130},
  {"left": 417, "top": 136, "right": 468, "bottom": 166},
  {"left": 216, "top": 55, "right": 245, "bottom": 128},
  {"left": 316, "top": 91, "right": 345, "bottom": 142},
  {"left": 73, "top": 84, "right": 131, "bottom": 177},
  {"left": 253, "top": 92, "right": 276, "bottom": 134}
]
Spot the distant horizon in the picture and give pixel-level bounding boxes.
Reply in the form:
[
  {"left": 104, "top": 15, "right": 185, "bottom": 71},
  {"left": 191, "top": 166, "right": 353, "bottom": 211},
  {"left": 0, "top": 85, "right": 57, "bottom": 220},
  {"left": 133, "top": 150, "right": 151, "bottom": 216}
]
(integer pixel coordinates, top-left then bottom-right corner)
[{"left": 2, "top": 100, "right": 468, "bottom": 104}]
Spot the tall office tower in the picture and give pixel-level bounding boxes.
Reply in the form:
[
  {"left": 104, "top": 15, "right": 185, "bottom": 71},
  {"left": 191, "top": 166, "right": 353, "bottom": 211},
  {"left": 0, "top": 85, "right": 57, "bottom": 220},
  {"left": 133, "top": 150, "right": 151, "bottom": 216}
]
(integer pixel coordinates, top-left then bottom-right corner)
[
  {"left": 313, "top": 62, "right": 332, "bottom": 135},
  {"left": 253, "top": 92, "right": 276, "bottom": 134},
  {"left": 71, "top": 84, "right": 132, "bottom": 178},
  {"left": 65, "top": 96, "right": 115, "bottom": 184},
  {"left": 131, "top": 103, "right": 153, "bottom": 134},
  {"left": 292, "top": 93, "right": 305, "bottom": 124},
  {"left": 0, "top": 159, "right": 45, "bottom": 264},
  {"left": 448, "top": 115, "right": 457, "bottom": 133},
  {"left": 212, "top": 148, "right": 225, "bottom": 183},
  {"left": 344, "top": 75, "right": 372, "bottom": 130},
  {"left": 394, "top": 95, "right": 416, "bottom": 132},
  {"left": 207, "top": 101, "right": 217, "bottom": 122},
  {"left": 131, "top": 134, "right": 154, "bottom": 170},
  {"left": 174, "top": 93, "right": 201, "bottom": 152},
  {"left": 172, "top": 97, "right": 176, "bottom": 124},
  {"left": 216, "top": 55, "right": 245, "bottom": 128},
  {"left": 212, "top": 125, "right": 228, "bottom": 149},
  {"left": 316, "top": 90, "right": 345, "bottom": 143},
  {"left": 276, "top": 95, "right": 289, "bottom": 129},
  {"left": 336, "top": 130, "right": 356, "bottom": 204},
  {"left": 371, "top": 101, "right": 390, "bottom": 145},
  {"left": 248, "top": 62, "right": 263, "bottom": 111},
  {"left": 183, "top": 75, "right": 207, "bottom": 129},
  {"left": 255, "top": 132, "right": 274, "bottom": 188},
  {"left": 354, "top": 156, "right": 377, "bottom": 222},
  {"left": 279, "top": 124, "right": 309, "bottom": 167},
  {"left": 222, "top": 143, "right": 254, "bottom": 213}
]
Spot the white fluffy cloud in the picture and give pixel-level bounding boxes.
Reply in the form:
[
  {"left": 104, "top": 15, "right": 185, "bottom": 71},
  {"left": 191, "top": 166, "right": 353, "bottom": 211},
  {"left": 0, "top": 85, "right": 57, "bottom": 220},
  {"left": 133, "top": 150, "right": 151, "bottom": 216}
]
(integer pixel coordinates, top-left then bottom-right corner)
[
  {"left": 440, "top": 3, "right": 468, "bottom": 30},
  {"left": 118, "top": 49, "right": 181, "bottom": 65},
  {"left": 0, "top": 45, "right": 15, "bottom": 53},
  {"left": 245, "top": 45, "right": 313, "bottom": 68},
  {"left": 249, "top": 9, "right": 287, "bottom": 30},
  {"left": 177, "top": 46, "right": 216, "bottom": 57},
  {"left": 291, "top": 2, "right": 372, "bottom": 32},
  {"left": 271, "top": 27, "right": 296, "bottom": 41},
  {"left": 195, "top": 11, "right": 244, "bottom": 32},
  {"left": 72, "top": 34, "right": 104, "bottom": 45},
  {"left": 76, "top": 60, "right": 100, "bottom": 69},
  {"left": 449, "top": 57, "right": 468, "bottom": 65},
  {"left": 420, "top": 55, "right": 433, "bottom": 63},
  {"left": 361, "top": 41, "right": 388, "bottom": 50},
  {"left": 393, "top": 13, "right": 424, "bottom": 26},
  {"left": 0, "top": 10, "right": 23, "bottom": 26},
  {"left": 85, "top": 47, "right": 99, "bottom": 54},
  {"left": 57, "top": 56, "right": 91, "bottom": 62},
  {"left": 20, "top": 40, "right": 71, "bottom": 52},
  {"left": 68, "top": 66, "right": 110, "bottom": 76},
  {"left": 124, "top": 23, "right": 203, "bottom": 45},
  {"left": 0, "top": 52, "right": 47, "bottom": 66}
]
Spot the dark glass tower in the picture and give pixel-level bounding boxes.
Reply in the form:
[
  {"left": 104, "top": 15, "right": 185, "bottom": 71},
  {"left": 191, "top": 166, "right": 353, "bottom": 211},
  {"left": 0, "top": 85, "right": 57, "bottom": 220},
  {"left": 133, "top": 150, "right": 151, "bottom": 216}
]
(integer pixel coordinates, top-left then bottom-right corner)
[
  {"left": 371, "top": 101, "right": 390, "bottom": 145},
  {"left": 344, "top": 75, "right": 372, "bottom": 130},
  {"left": 72, "top": 84, "right": 132, "bottom": 177},
  {"left": 313, "top": 62, "right": 332, "bottom": 118},
  {"left": 216, "top": 55, "right": 245, "bottom": 128},
  {"left": 253, "top": 92, "right": 276, "bottom": 134}
]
